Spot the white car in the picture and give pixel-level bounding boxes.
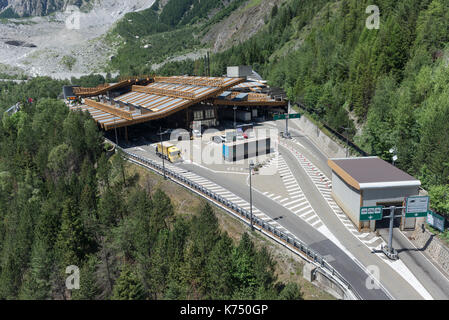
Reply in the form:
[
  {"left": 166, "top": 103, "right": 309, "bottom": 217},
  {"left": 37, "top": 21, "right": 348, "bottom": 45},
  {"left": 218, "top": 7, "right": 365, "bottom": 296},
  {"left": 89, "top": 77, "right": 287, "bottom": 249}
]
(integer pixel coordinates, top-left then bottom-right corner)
[{"left": 192, "top": 129, "right": 202, "bottom": 138}]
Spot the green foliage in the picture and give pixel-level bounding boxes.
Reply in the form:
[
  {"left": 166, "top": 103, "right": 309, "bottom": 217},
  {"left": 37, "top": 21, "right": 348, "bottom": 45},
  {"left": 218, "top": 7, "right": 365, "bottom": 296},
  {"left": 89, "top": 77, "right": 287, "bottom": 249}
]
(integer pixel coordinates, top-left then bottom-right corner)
[
  {"left": 428, "top": 185, "right": 449, "bottom": 217},
  {"left": 112, "top": 265, "right": 147, "bottom": 300},
  {"left": 61, "top": 56, "right": 77, "bottom": 71},
  {"left": 199, "top": 0, "right": 449, "bottom": 214},
  {"left": 70, "top": 74, "right": 106, "bottom": 87}
]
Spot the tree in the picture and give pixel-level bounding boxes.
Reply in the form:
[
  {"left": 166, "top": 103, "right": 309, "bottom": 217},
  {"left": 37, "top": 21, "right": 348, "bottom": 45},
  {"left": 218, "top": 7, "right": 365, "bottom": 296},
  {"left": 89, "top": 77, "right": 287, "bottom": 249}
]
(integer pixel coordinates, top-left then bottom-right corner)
[
  {"left": 112, "top": 264, "right": 147, "bottom": 300},
  {"left": 71, "top": 255, "right": 101, "bottom": 300},
  {"left": 55, "top": 199, "right": 94, "bottom": 268},
  {"left": 278, "top": 282, "right": 303, "bottom": 300},
  {"left": 205, "top": 234, "right": 234, "bottom": 299}
]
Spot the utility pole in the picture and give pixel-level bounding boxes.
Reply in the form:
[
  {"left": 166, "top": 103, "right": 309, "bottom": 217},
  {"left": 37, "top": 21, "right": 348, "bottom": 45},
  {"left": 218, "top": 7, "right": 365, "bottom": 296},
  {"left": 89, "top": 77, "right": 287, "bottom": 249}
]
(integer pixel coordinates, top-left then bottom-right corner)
[
  {"left": 249, "top": 160, "right": 254, "bottom": 231},
  {"left": 285, "top": 100, "right": 290, "bottom": 139}
]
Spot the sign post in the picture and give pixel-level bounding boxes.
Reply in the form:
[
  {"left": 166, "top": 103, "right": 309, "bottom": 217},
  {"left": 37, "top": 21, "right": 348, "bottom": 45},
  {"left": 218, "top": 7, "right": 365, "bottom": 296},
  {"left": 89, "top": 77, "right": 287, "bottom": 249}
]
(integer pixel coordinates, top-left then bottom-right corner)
[
  {"left": 427, "top": 210, "right": 446, "bottom": 232},
  {"left": 405, "top": 196, "right": 429, "bottom": 218},
  {"left": 360, "top": 206, "right": 383, "bottom": 221},
  {"left": 384, "top": 205, "right": 399, "bottom": 259},
  {"left": 274, "top": 110, "right": 301, "bottom": 139},
  {"left": 359, "top": 195, "right": 431, "bottom": 260}
]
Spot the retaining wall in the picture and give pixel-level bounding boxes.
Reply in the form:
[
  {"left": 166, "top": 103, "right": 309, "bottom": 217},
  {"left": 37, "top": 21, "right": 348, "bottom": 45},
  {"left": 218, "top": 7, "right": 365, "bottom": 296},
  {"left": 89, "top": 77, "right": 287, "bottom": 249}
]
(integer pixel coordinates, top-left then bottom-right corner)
[
  {"left": 292, "top": 115, "right": 347, "bottom": 158},
  {"left": 409, "top": 225, "right": 449, "bottom": 275}
]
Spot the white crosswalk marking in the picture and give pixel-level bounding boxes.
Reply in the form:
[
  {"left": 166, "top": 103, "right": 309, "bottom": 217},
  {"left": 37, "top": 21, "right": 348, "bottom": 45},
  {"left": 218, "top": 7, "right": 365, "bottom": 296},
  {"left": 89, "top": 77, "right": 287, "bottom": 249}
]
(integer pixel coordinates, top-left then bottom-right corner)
[
  {"left": 281, "top": 140, "right": 386, "bottom": 249},
  {"left": 262, "top": 154, "right": 326, "bottom": 230}
]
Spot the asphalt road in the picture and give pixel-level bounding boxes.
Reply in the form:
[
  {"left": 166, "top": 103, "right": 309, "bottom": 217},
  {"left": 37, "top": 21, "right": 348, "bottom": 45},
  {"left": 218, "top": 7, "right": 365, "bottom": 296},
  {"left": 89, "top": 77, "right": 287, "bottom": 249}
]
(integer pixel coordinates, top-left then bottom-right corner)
[
  {"left": 378, "top": 228, "right": 449, "bottom": 300},
  {"left": 121, "top": 118, "right": 449, "bottom": 300},
  {"left": 286, "top": 118, "right": 449, "bottom": 299},
  {"left": 165, "top": 154, "right": 390, "bottom": 300},
  {"left": 279, "top": 142, "right": 422, "bottom": 299}
]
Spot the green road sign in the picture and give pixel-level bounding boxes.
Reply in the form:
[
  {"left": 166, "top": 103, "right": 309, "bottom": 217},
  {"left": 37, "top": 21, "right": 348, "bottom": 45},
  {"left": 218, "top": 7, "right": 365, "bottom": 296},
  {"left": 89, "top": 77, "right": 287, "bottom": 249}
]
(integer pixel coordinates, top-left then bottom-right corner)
[
  {"left": 405, "top": 211, "right": 428, "bottom": 218},
  {"left": 274, "top": 114, "right": 286, "bottom": 120},
  {"left": 273, "top": 113, "right": 301, "bottom": 120},
  {"left": 405, "top": 196, "right": 429, "bottom": 218},
  {"left": 360, "top": 206, "right": 383, "bottom": 221}
]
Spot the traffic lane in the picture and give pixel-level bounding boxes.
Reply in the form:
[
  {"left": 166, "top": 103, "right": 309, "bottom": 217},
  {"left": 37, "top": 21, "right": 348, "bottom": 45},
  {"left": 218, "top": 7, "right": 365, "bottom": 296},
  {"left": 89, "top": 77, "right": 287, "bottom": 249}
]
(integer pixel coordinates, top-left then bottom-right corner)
[
  {"left": 276, "top": 121, "right": 332, "bottom": 178},
  {"left": 175, "top": 161, "right": 389, "bottom": 300},
  {"left": 307, "top": 238, "right": 388, "bottom": 300},
  {"left": 378, "top": 228, "right": 449, "bottom": 299},
  {"left": 279, "top": 144, "right": 423, "bottom": 300},
  {"left": 132, "top": 145, "right": 387, "bottom": 299}
]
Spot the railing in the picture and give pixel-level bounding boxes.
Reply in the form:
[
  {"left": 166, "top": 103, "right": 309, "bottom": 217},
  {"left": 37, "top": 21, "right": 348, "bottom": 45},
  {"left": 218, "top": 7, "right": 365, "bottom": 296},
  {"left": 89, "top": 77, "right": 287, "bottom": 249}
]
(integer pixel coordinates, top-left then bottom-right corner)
[
  {"left": 119, "top": 75, "right": 152, "bottom": 82},
  {"left": 132, "top": 85, "right": 196, "bottom": 100},
  {"left": 115, "top": 144, "right": 362, "bottom": 300},
  {"left": 155, "top": 76, "right": 225, "bottom": 87}
]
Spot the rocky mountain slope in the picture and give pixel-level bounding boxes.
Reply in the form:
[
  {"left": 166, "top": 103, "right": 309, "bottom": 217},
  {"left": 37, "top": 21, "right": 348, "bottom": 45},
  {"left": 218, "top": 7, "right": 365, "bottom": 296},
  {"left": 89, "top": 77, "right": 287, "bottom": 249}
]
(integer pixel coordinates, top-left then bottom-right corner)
[
  {"left": 0, "top": 0, "right": 155, "bottom": 78},
  {"left": 0, "top": 0, "right": 285, "bottom": 78},
  {"left": 0, "top": 0, "right": 90, "bottom": 17}
]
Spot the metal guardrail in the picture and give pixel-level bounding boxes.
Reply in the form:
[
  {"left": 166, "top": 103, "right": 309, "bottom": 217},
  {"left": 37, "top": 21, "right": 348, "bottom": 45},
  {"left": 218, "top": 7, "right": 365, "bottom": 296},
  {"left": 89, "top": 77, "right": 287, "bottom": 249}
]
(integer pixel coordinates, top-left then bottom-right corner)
[{"left": 115, "top": 145, "right": 362, "bottom": 299}]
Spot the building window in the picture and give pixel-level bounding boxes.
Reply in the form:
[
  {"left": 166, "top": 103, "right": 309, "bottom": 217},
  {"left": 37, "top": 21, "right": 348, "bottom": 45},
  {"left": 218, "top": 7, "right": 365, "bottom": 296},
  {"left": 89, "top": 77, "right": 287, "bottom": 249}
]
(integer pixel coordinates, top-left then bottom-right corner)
[
  {"left": 193, "top": 110, "right": 203, "bottom": 120},
  {"left": 204, "top": 109, "right": 214, "bottom": 119}
]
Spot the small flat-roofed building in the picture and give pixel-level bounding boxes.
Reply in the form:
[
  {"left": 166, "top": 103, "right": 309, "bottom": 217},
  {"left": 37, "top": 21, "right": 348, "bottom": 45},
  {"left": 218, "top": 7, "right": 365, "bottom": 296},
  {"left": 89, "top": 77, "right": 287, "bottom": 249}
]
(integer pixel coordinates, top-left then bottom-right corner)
[{"left": 328, "top": 156, "right": 421, "bottom": 232}]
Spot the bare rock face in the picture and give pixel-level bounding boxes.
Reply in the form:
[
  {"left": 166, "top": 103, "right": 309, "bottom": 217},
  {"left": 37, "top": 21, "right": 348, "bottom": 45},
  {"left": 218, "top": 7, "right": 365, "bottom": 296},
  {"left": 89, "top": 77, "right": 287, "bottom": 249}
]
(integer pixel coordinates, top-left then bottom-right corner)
[
  {"left": 202, "top": 0, "right": 286, "bottom": 53},
  {"left": 1, "top": 0, "right": 87, "bottom": 17}
]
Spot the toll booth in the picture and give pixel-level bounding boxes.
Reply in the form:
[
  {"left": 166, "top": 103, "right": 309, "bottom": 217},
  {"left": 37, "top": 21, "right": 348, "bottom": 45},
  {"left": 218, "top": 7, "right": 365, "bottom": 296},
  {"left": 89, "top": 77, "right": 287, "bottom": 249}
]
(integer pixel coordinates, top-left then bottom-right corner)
[{"left": 328, "top": 157, "right": 422, "bottom": 232}]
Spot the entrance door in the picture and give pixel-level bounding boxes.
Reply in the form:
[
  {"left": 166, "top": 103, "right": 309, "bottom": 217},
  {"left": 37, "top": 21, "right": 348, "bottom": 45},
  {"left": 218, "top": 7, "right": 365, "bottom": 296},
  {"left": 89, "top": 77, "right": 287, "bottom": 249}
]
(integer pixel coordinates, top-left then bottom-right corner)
[{"left": 375, "top": 202, "right": 403, "bottom": 230}]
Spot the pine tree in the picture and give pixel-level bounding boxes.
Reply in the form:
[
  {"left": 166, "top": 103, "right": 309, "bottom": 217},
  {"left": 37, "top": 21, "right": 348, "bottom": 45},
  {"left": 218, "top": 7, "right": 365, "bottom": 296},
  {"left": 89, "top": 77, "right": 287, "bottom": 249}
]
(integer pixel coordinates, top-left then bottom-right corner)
[{"left": 112, "top": 264, "right": 147, "bottom": 300}]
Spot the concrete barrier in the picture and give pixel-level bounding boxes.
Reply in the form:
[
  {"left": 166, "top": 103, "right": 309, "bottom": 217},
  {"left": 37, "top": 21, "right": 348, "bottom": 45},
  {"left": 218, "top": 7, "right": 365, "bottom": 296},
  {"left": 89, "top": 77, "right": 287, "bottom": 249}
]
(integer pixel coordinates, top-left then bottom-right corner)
[
  {"left": 292, "top": 114, "right": 347, "bottom": 158},
  {"left": 409, "top": 226, "right": 449, "bottom": 275}
]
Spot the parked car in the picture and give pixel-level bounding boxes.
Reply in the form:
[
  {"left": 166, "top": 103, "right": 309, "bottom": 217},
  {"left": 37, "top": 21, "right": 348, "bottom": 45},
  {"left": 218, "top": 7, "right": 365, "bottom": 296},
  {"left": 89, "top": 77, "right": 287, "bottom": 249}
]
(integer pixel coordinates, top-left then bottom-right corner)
[
  {"left": 212, "top": 135, "right": 226, "bottom": 143},
  {"left": 192, "top": 129, "right": 202, "bottom": 138}
]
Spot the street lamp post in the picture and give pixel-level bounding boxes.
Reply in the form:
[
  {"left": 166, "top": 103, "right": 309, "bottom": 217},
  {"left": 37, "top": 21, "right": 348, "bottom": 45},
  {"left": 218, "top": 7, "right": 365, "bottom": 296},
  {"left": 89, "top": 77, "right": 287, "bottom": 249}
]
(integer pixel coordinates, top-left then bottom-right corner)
[
  {"left": 285, "top": 101, "right": 290, "bottom": 138},
  {"left": 158, "top": 126, "right": 166, "bottom": 180},
  {"left": 233, "top": 106, "right": 237, "bottom": 131},
  {"left": 249, "top": 160, "right": 254, "bottom": 231}
]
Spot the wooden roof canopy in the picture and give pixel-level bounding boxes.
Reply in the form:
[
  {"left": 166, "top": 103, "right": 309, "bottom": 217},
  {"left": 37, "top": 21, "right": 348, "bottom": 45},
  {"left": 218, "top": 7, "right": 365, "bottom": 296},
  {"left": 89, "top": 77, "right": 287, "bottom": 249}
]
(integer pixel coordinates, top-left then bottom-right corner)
[{"left": 69, "top": 76, "right": 286, "bottom": 130}]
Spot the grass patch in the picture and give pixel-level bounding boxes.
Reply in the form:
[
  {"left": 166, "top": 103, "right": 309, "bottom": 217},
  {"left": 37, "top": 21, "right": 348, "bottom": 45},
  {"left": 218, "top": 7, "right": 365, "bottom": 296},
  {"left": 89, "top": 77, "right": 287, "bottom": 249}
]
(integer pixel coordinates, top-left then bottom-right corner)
[{"left": 244, "top": 0, "right": 263, "bottom": 10}]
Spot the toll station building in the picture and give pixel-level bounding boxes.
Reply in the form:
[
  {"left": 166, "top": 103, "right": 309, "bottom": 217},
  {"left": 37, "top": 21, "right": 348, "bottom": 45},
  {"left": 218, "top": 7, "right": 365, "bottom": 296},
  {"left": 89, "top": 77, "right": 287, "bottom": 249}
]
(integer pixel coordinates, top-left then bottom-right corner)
[{"left": 328, "top": 157, "right": 422, "bottom": 232}]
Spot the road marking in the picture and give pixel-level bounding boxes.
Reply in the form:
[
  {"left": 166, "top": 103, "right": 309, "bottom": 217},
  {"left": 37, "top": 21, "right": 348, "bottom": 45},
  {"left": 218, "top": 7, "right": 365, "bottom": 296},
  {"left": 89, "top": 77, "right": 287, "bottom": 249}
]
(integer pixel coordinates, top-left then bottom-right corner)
[{"left": 283, "top": 198, "right": 305, "bottom": 206}]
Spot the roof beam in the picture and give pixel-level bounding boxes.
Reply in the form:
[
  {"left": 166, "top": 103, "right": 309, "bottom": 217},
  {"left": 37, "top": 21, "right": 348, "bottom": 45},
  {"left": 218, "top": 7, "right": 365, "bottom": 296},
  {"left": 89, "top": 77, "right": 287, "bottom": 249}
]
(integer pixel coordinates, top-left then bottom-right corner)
[
  {"left": 154, "top": 76, "right": 225, "bottom": 87},
  {"left": 85, "top": 99, "right": 133, "bottom": 120},
  {"left": 132, "top": 85, "right": 196, "bottom": 100}
]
